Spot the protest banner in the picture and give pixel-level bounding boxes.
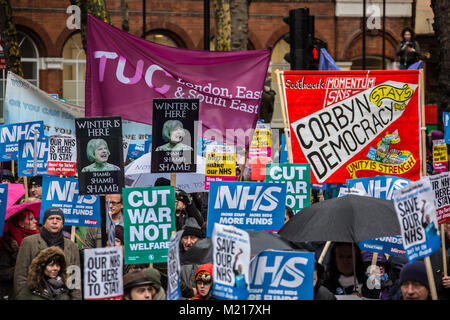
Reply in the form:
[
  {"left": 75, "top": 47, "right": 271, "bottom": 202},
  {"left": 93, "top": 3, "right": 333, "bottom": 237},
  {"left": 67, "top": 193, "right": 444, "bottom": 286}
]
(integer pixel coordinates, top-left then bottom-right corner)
[
  {"left": 206, "top": 181, "right": 286, "bottom": 237},
  {"left": 248, "top": 250, "right": 314, "bottom": 300},
  {"left": 347, "top": 175, "right": 409, "bottom": 255},
  {"left": 432, "top": 139, "right": 448, "bottom": 173},
  {"left": 167, "top": 230, "right": 184, "bottom": 300},
  {"left": 151, "top": 99, "right": 198, "bottom": 173},
  {"left": 83, "top": 246, "right": 123, "bottom": 300},
  {"left": 0, "top": 184, "right": 8, "bottom": 237},
  {"left": 126, "top": 172, "right": 207, "bottom": 193},
  {"left": 75, "top": 116, "right": 124, "bottom": 195},
  {"left": 249, "top": 122, "right": 271, "bottom": 158},
  {"left": 280, "top": 133, "right": 288, "bottom": 164},
  {"left": 205, "top": 144, "right": 236, "bottom": 190},
  {"left": 427, "top": 172, "right": 450, "bottom": 276},
  {"left": 0, "top": 121, "right": 44, "bottom": 161},
  {"left": 427, "top": 172, "right": 450, "bottom": 225},
  {"left": 18, "top": 138, "right": 49, "bottom": 176},
  {"left": 393, "top": 178, "right": 441, "bottom": 262},
  {"left": 85, "top": 14, "right": 270, "bottom": 149},
  {"left": 212, "top": 223, "right": 250, "bottom": 300},
  {"left": 123, "top": 186, "right": 175, "bottom": 264},
  {"left": 265, "top": 163, "right": 310, "bottom": 212},
  {"left": 40, "top": 176, "right": 101, "bottom": 227},
  {"left": 47, "top": 135, "right": 77, "bottom": 176},
  {"left": 127, "top": 142, "right": 145, "bottom": 162},
  {"left": 280, "top": 70, "right": 421, "bottom": 183}
]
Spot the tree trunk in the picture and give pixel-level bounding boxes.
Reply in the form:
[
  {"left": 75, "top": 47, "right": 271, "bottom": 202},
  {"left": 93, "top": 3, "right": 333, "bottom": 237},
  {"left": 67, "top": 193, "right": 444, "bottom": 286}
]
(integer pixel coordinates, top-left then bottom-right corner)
[
  {"left": 230, "top": 0, "right": 248, "bottom": 51},
  {"left": 0, "top": 0, "right": 23, "bottom": 77},
  {"left": 70, "top": 0, "right": 111, "bottom": 53},
  {"left": 120, "top": 0, "right": 130, "bottom": 33},
  {"left": 213, "top": 0, "right": 231, "bottom": 51},
  {"left": 431, "top": 0, "right": 450, "bottom": 131}
]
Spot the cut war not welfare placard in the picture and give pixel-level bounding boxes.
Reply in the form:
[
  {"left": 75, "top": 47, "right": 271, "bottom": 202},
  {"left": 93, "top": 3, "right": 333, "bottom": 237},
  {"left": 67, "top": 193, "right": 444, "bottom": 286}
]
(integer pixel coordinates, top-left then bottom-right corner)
[{"left": 123, "top": 186, "right": 175, "bottom": 264}]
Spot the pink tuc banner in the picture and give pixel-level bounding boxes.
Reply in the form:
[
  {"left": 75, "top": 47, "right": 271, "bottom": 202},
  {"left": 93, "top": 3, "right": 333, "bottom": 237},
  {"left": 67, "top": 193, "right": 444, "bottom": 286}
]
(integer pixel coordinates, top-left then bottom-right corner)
[{"left": 85, "top": 15, "right": 271, "bottom": 147}]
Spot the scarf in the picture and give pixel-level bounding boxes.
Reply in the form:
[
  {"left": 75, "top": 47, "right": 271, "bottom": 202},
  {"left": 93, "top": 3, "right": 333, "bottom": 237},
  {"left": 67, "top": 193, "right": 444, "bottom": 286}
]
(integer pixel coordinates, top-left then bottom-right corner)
[
  {"left": 44, "top": 276, "right": 65, "bottom": 300},
  {"left": 6, "top": 223, "right": 39, "bottom": 246},
  {"left": 40, "top": 227, "right": 65, "bottom": 250}
]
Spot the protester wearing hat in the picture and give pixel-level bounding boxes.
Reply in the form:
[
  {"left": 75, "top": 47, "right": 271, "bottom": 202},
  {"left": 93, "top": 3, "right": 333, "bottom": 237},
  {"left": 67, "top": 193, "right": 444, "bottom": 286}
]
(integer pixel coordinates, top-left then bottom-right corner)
[
  {"left": 16, "top": 246, "right": 71, "bottom": 300},
  {"left": 14, "top": 207, "right": 81, "bottom": 300},
  {"left": 399, "top": 260, "right": 430, "bottom": 300},
  {"left": 190, "top": 264, "right": 215, "bottom": 300},
  {"left": 0, "top": 204, "right": 39, "bottom": 300},
  {"left": 123, "top": 268, "right": 164, "bottom": 300},
  {"left": 180, "top": 217, "right": 203, "bottom": 254},
  {"left": 28, "top": 176, "right": 43, "bottom": 199}
]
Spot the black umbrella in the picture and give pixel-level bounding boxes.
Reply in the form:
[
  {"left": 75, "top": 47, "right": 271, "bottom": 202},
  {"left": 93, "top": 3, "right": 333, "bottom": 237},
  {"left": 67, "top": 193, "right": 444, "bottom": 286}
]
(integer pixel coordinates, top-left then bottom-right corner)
[
  {"left": 181, "top": 230, "right": 302, "bottom": 265},
  {"left": 278, "top": 195, "right": 401, "bottom": 243}
]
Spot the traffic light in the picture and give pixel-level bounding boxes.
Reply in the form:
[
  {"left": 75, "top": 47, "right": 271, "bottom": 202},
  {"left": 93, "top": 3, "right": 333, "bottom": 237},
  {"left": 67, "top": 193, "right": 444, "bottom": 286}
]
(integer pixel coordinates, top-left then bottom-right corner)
[
  {"left": 283, "top": 8, "right": 312, "bottom": 70},
  {"left": 310, "top": 38, "right": 328, "bottom": 70}
]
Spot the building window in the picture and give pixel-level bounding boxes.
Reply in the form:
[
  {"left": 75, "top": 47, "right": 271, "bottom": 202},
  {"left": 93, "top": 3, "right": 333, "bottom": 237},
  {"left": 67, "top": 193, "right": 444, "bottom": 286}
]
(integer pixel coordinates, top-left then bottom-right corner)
[
  {"left": 1, "top": 31, "right": 39, "bottom": 122},
  {"left": 62, "top": 33, "right": 85, "bottom": 106}
]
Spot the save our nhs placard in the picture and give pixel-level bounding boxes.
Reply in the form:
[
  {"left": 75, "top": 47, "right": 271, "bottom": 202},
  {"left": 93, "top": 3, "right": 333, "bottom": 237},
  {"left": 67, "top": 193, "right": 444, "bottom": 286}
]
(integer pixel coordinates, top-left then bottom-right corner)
[
  {"left": 206, "top": 181, "right": 287, "bottom": 237},
  {"left": 212, "top": 223, "right": 250, "bottom": 300},
  {"left": 348, "top": 176, "right": 409, "bottom": 255},
  {"left": 248, "top": 251, "right": 314, "bottom": 300},
  {"left": 40, "top": 176, "right": 101, "bottom": 227},
  {"left": 18, "top": 138, "right": 49, "bottom": 176},
  {"left": 393, "top": 178, "right": 441, "bottom": 262},
  {"left": 0, "top": 121, "right": 44, "bottom": 161}
]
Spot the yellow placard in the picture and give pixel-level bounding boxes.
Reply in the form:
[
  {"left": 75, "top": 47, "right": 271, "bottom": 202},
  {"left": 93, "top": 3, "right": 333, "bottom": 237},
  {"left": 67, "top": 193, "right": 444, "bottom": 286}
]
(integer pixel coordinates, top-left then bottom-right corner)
[{"left": 205, "top": 152, "right": 236, "bottom": 176}]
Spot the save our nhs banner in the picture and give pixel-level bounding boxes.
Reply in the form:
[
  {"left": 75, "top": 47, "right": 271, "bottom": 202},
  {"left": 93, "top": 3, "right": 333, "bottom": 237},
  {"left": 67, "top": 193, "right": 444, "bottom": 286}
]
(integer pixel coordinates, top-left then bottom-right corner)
[
  {"left": 18, "top": 138, "right": 49, "bottom": 176},
  {"left": 40, "top": 176, "right": 101, "bottom": 227},
  {"left": 444, "top": 112, "right": 450, "bottom": 144},
  {"left": 0, "top": 121, "right": 44, "bottom": 161},
  {"left": 248, "top": 251, "right": 314, "bottom": 300},
  {"left": 347, "top": 175, "right": 409, "bottom": 255},
  {"left": 0, "top": 184, "right": 8, "bottom": 237},
  {"left": 393, "top": 178, "right": 441, "bottom": 263},
  {"left": 212, "top": 223, "right": 250, "bottom": 300},
  {"left": 206, "top": 181, "right": 287, "bottom": 237}
]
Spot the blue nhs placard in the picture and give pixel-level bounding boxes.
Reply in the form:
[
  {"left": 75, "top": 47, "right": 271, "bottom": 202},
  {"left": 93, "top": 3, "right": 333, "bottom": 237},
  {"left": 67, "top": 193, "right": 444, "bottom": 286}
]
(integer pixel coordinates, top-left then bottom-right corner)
[
  {"left": 40, "top": 176, "right": 101, "bottom": 227},
  {"left": 207, "top": 181, "right": 286, "bottom": 237},
  {"left": 249, "top": 251, "right": 315, "bottom": 300}
]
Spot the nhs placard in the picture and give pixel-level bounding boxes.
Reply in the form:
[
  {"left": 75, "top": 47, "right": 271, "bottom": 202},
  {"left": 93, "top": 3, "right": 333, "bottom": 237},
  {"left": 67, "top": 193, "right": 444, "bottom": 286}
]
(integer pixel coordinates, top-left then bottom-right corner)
[
  {"left": 40, "top": 176, "right": 101, "bottom": 227},
  {"left": 0, "top": 121, "right": 44, "bottom": 161},
  {"left": 206, "top": 181, "right": 286, "bottom": 237},
  {"left": 18, "top": 138, "right": 49, "bottom": 176},
  {"left": 249, "top": 250, "right": 314, "bottom": 300}
]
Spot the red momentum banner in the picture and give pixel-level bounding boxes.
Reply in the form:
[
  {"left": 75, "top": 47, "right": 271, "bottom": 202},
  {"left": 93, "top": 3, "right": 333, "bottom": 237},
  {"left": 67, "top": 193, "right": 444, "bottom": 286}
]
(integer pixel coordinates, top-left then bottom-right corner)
[{"left": 282, "top": 70, "right": 421, "bottom": 183}]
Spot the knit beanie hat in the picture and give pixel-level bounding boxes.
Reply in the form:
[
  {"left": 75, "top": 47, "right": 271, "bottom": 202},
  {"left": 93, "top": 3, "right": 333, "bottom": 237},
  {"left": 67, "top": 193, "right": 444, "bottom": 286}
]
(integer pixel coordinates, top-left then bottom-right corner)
[
  {"left": 42, "top": 207, "right": 64, "bottom": 224},
  {"left": 182, "top": 217, "right": 203, "bottom": 239},
  {"left": 399, "top": 261, "right": 429, "bottom": 289}
]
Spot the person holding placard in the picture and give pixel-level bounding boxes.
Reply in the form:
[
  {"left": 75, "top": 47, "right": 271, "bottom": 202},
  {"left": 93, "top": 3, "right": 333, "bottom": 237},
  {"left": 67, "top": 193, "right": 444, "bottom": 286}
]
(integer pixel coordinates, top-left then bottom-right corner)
[{"left": 16, "top": 246, "right": 71, "bottom": 300}]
